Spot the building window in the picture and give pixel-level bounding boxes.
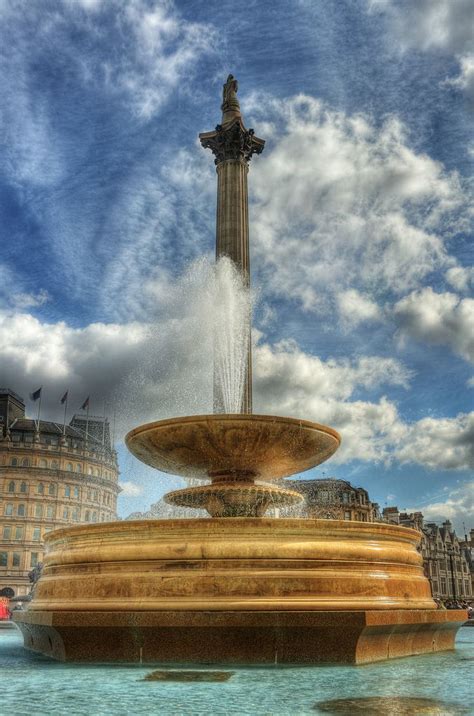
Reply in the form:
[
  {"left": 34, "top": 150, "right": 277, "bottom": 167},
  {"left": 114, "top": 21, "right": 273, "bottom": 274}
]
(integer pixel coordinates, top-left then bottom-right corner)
[
  {"left": 3, "top": 526, "right": 11, "bottom": 539},
  {"left": 12, "top": 552, "right": 20, "bottom": 567},
  {"left": 0, "top": 552, "right": 7, "bottom": 567},
  {"left": 76, "top": 464, "right": 82, "bottom": 473},
  {"left": 344, "top": 511, "right": 351, "bottom": 520},
  {"left": 37, "top": 483, "right": 44, "bottom": 495},
  {"left": 51, "top": 460, "right": 59, "bottom": 469},
  {"left": 342, "top": 492, "right": 349, "bottom": 504},
  {"left": 15, "top": 526, "right": 24, "bottom": 540},
  {"left": 20, "top": 482, "right": 27, "bottom": 493},
  {"left": 17, "top": 504, "right": 25, "bottom": 516},
  {"left": 46, "top": 505, "right": 54, "bottom": 519},
  {"left": 66, "top": 463, "right": 73, "bottom": 472},
  {"left": 73, "top": 486, "right": 79, "bottom": 499},
  {"left": 30, "top": 553, "right": 38, "bottom": 568},
  {"left": 87, "top": 490, "right": 92, "bottom": 500},
  {"left": 88, "top": 467, "right": 93, "bottom": 475},
  {"left": 92, "top": 512, "right": 97, "bottom": 522},
  {"left": 8, "top": 480, "right": 15, "bottom": 493},
  {"left": 93, "top": 490, "right": 98, "bottom": 501},
  {"left": 22, "top": 458, "right": 30, "bottom": 467},
  {"left": 5, "top": 503, "right": 13, "bottom": 516},
  {"left": 33, "top": 528, "right": 41, "bottom": 541},
  {"left": 72, "top": 508, "right": 80, "bottom": 521},
  {"left": 38, "top": 459, "right": 47, "bottom": 469},
  {"left": 48, "top": 484, "right": 56, "bottom": 496},
  {"left": 65, "top": 485, "right": 71, "bottom": 498},
  {"left": 35, "top": 504, "right": 43, "bottom": 518},
  {"left": 63, "top": 508, "right": 69, "bottom": 520},
  {"left": 12, "top": 433, "right": 21, "bottom": 443},
  {"left": 85, "top": 510, "right": 90, "bottom": 521},
  {"left": 11, "top": 457, "right": 18, "bottom": 466}
]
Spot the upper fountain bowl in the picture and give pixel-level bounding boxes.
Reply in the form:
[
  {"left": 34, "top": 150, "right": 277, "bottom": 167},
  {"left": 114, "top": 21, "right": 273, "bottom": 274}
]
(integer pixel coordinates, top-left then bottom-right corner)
[{"left": 126, "top": 414, "right": 340, "bottom": 481}]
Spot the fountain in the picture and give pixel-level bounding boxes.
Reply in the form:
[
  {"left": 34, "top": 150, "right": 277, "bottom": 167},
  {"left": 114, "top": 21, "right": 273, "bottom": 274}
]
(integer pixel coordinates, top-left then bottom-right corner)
[{"left": 14, "top": 76, "right": 466, "bottom": 664}]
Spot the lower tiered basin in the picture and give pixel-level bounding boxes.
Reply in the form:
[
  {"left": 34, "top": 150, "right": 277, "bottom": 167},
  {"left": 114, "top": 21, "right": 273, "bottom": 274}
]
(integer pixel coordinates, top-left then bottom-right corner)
[{"left": 14, "top": 518, "right": 467, "bottom": 663}]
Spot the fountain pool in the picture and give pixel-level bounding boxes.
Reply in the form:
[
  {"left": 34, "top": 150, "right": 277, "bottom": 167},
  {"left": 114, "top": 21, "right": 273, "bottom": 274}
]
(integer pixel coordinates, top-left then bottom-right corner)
[{"left": 2, "top": 627, "right": 473, "bottom": 715}]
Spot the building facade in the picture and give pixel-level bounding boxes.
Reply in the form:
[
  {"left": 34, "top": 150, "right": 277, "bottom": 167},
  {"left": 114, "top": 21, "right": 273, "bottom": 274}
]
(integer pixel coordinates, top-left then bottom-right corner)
[
  {"left": 0, "top": 389, "right": 120, "bottom": 596},
  {"left": 383, "top": 507, "right": 472, "bottom": 601},
  {"left": 284, "top": 478, "right": 381, "bottom": 521}
]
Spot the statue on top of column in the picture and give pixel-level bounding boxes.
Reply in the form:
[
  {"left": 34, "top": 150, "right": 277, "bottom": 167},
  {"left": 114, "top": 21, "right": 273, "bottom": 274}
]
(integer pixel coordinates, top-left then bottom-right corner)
[{"left": 221, "top": 74, "right": 241, "bottom": 124}]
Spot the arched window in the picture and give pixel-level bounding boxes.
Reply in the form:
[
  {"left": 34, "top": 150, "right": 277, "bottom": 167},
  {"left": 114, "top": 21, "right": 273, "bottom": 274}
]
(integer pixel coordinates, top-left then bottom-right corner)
[
  {"left": 11, "top": 457, "right": 18, "bottom": 466},
  {"left": 75, "top": 464, "right": 82, "bottom": 473},
  {"left": 37, "top": 483, "right": 44, "bottom": 495},
  {"left": 22, "top": 458, "right": 30, "bottom": 467},
  {"left": 48, "top": 484, "right": 55, "bottom": 496},
  {"left": 17, "top": 504, "right": 25, "bottom": 516},
  {"left": 65, "top": 485, "right": 71, "bottom": 498},
  {"left": 5, "top": 503, "right": 13, "bottom": 516},
  {"left": 66, "top": 463, "right": 73, "bottom": 472},
  {"left": 20, "top": 482, "right": 27, "bottom": 493},
  {"left": 38, "top": 458, "right": 47, "bottom": 469},
  {"left": 8, "top": 481, "right": 15, "bottom": 493}
]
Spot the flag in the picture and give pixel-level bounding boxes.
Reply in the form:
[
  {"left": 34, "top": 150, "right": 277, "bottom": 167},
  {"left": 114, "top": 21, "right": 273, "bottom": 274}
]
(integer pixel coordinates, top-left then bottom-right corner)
[
  {"left": 80, "top": 396, "right": 90, "bottom": 411},
  {"left": 29, "top": 387, "right": 42, "bottom": 402},
  {"left": 60, "top": 391, "right": 68, "bottom": 405}
]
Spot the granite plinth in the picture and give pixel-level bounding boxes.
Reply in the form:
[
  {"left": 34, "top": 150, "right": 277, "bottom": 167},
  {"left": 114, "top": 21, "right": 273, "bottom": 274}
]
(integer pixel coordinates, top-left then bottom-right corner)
[{"left": 14, "top": 609, "right": 466, "bottom": 664}]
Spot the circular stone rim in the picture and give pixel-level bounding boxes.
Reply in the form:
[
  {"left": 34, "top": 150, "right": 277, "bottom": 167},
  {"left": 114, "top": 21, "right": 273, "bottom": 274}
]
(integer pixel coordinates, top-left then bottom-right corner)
[{"left": 125, "top": 413, "right": 341, "bottom": 480}]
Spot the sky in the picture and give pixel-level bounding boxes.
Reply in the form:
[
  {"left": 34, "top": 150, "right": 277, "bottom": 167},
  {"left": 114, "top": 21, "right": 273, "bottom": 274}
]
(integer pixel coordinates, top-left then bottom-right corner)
[{"left": 0, "top": 0, "right": 473, "bottom": 530}]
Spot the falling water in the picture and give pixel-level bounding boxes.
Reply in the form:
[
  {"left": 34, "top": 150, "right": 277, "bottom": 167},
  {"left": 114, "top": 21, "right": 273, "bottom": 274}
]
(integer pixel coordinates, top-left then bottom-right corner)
[{"left": 212, "top": 257, "right": 251, "bottom": 413}]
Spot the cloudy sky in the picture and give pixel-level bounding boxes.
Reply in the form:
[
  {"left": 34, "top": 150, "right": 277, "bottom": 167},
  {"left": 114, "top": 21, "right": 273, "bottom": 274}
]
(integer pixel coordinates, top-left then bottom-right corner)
[{"left": 1, "top": 0, "right": 473, "bottom": 529}]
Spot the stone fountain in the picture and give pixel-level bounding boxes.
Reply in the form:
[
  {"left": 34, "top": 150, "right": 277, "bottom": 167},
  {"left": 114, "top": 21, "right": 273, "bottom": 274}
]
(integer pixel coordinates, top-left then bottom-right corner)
[{"left": 14, "top": 76, "right": 466, "bottom": 664}]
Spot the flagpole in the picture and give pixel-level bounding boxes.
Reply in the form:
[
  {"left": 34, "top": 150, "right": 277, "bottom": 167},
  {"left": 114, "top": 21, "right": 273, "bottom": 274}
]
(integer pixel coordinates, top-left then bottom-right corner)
[
  {"left": 36, "top": 389, "right": 42, "bottom": 433},
  {"left": 85, "top": 400, "right": 90, "bottom": 446},
  {"left": 62, "top": 393, "right": 69, "bottom": 435}
]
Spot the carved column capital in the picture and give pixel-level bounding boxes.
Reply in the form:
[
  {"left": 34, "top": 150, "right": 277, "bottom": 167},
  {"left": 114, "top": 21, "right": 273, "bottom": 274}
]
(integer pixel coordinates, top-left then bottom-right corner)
[{"left": 199, "top": 120, "right": 265, "bottom": 166}]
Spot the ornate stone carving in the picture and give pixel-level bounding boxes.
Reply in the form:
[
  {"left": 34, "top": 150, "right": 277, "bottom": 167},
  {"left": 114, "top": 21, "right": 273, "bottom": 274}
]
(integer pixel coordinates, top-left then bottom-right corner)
[{"left": 200, "top": 121, "right": 265, "bottom": 165}]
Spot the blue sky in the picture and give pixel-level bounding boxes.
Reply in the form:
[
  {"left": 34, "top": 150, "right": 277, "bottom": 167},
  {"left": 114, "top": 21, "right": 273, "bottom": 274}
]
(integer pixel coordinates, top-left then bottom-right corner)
[{"left": 0, "top": 0, "right": 473, "bottom": 529}]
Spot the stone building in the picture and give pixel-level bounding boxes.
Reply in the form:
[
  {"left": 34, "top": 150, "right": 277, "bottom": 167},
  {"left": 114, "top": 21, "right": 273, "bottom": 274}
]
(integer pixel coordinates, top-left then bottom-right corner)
[
  {"left": 0, "top": 389, "right": 120, "bottom": 596},
  {"left": 383, "top": 507, "right": 472, "bottom": 601},
  {"left": 284, "top": 478, "right": 380, "bottom": 521}
]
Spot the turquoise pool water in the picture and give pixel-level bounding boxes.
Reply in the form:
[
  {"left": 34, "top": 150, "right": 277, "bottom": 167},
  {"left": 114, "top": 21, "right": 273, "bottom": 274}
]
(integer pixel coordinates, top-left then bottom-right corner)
[{"left": 2, "top": 627, "right": 473, "bottom": 715}]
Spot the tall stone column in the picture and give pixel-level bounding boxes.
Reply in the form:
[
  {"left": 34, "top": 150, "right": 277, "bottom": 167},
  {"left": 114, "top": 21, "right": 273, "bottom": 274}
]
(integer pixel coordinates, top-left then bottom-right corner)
[{"left": 200, "top": 75, "right": 265, "bottom": 414}]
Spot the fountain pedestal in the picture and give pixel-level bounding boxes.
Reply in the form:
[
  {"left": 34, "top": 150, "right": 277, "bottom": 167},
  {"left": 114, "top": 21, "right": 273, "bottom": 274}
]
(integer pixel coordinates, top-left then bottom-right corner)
[{"left": 14, "top": 517, "right": 466, "bottom": 663}]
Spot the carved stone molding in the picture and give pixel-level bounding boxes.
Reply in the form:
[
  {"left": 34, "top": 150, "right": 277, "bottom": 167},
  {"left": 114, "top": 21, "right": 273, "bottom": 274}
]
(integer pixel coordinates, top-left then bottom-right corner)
[{"left": 200, "top": 120, "right": 265, "bottom": 166}]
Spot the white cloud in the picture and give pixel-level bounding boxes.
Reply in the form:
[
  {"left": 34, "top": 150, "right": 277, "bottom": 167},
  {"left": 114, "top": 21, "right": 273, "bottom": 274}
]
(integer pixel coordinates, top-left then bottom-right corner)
[
  {"left": 245, "top": 95, "right": 468, "bottom": 312},
  {"left": 368, "top": 0, "right": 474, "bottom": 54},
  {"left": 337, "top": 289, "right": 382, "bottom": 327},
  {"left": 119, "top": 480, "right": 143, "bottom": 497},
  {"left": 1, "top": 303, "right": 472, "bottom": 472},
  {"left": 415, "top": 480, "right": 474, "bottom": 532},
  {"left": 368, "top": 1, "right": 474, "bottom": 100},
  {"left": 394, "top": 288, "right": 474, "bottom": 363},
  {"left": 444, "top": 54, "right": 474, "bottom": 101},
  {"left": 11, "top": 289, "right": 50, "bottom": 310},
  {"left": 396, "top": 413, "right": 474, "bottom": 470},
  {"left": 446, "top": 265, "right": 474, "bottom": 292}
]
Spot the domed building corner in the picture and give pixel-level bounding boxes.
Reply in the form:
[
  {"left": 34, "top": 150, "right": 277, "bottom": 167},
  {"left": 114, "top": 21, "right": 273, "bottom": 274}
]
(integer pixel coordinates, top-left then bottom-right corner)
[{"left": 0, "top": 388, "right": 120, "bottom": 597}]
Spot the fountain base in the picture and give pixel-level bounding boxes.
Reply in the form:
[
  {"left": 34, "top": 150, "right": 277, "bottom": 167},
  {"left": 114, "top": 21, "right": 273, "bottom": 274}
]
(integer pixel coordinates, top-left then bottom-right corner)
[
  {"left": 15, "top": 608, "right": 466, "bottom": 664},
  {"left": 14, "top": 518, "right": 466, "bottom": 664}
]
